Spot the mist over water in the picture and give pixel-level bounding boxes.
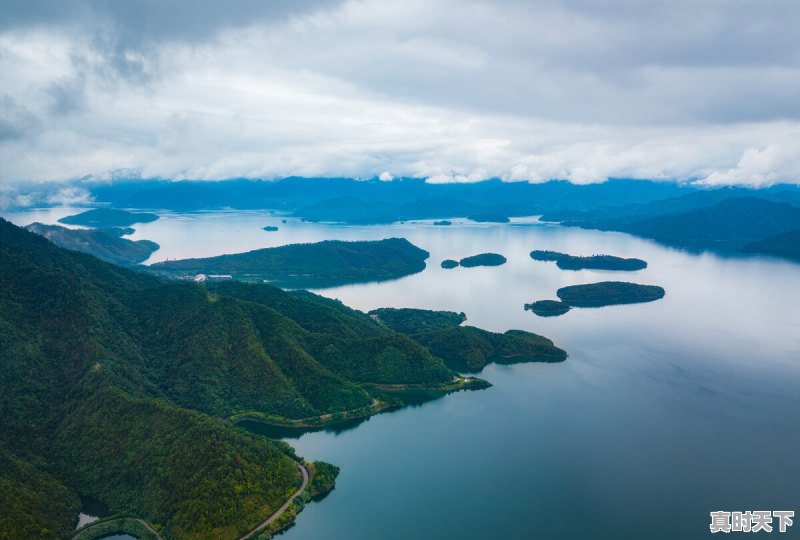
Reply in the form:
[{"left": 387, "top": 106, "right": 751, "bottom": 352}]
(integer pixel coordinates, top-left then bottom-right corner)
[{"left": 6, "top": 208, "right": 799, "bottom": 540}]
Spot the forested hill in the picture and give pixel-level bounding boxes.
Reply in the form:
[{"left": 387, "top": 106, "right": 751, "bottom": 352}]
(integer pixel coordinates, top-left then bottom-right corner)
[
  {"left": 0, "top": 219, "right": 456, "bottom": 538},
  {"left": 25, "top": 222, "right": 159, "bottom": 266},
  {"left": 151, "top": 237, "right": 430, "bottom": 287}
]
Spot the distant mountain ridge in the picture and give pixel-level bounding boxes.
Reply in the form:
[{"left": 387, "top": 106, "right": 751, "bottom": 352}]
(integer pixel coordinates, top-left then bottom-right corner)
[
  {"left": 742, "top": 229, "right": 800, "bottom": 261},
  {"left": 542, "top": 192, "right": 800, "bottom": 258}
]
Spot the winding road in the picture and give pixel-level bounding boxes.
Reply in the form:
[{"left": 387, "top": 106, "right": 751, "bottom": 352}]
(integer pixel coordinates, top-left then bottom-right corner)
[
  {"left": 238, "top": 461, "right": 310, "bottom": 540},
  {"left": 71, "top": 517, "right": 164, "bottom": 540},
  {"left": 73, "top": 460, "right": 308, "bottom": 540}
]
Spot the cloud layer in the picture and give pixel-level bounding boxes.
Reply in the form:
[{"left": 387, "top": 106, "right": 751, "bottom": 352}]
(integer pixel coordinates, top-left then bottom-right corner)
[{"left": 1, "top": 0, "right": 799, "bottom": 186}]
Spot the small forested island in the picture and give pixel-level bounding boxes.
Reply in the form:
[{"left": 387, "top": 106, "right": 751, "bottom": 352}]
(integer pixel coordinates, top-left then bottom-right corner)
[
  {"left": 433, "top": 220, "right": 452, "bottom": 226},
  {"left": 458, "top": 253, "right": 507, "bottom": 268},
  {"left": 25, "top": 222, "right": 159, "bottom": 266},
  {"left": 263, "top": 225, "right": 279, "bottom": 231},
  {"left": 2, "top": 219, "right": 543, "bottom": 539},
  {"left": 530, "top": 250, "right": 647, "bottom": 271},
  {"left": 441, "top": 259, "right": 459, "bottom": 269},
  {"left": 369, "top": 307, "right": 567, "bottom": 371},
  {"left": 58, "top": 208, "right": 159, "bottom": 227},
  {"left": 524, "top": 300, "right": 571, "bottom": 317},
  {"left": 459, "top": 252, "right": 507, "bottom": 267},
  {"left": 556, "top": 281, "right": 665, "bottom": 307},
  {"left": 468, "top": 211, "right": 510, "bottom": 223},
  {"left": 151, "top": 237, "right": 430, "bottom": 288}
]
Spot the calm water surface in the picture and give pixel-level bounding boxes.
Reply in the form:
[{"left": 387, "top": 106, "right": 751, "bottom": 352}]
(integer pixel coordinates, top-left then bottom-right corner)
[{"left": 6, "top": 209, "right": 799, "bottom": 539}]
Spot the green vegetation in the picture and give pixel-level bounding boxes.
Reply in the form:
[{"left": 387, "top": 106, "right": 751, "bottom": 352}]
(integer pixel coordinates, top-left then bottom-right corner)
[
  {"left": 459, "top": 253, "right": 507, "bottom": 267},
  {"left": 306, "top": 462, "right": 339, "bottom": 500},
  {"left": 433, "top": 220, "right": 452, "bottom": 226},
  {"left": 742, "top": 229, "right": 800, "bottom": 261},
  {"left": 441, "top": 259, "right": 459, "bottom": 269},
  {"left": 262, "top": 226, "right": 279, "bottom": 231},
  {"left": 369, "top": 307, "right": 566, "bottom": 372},
  {"left": 524, "top": 300, "right": 571, "bottom": 317},
  {"left": 73, "top": 517, "right": 161, "bottom": 540},
  {"left": 369, "top": 307, "right": 466, "bottom": 334},
  {"left": 58, "top": 208, "right": 159, "bottom": 227},
  {"left": 25, "top": 222, "right": 159, "bottom": 266},
  {"left": 0, "top": 449, "right": 80, "bottom": 539},
  {"left": 529, "top": 250, "right": 563, "bottom": 261},
  {"left": 0, "top": 219, "right": 489, "bottom": 539},
  {"left": 530, "top": 250, "right": 647, "bottom": 271},
  {"left": 556, "top": 281, "right": 665, "bottom": 307},
  {"left": 151, "top": 237, "right": 430, "bottom": 288},
  {"left": 98, "top": 226, "right": 136, "bottom": 237},
  {"left": 413, "top": 327, "right": 567, "bottom": 371}
]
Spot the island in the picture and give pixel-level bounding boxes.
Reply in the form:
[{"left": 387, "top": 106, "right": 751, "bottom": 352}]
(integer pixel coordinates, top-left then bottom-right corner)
[
  {"left": 524, "top": 300, "right": 571, "bottom": 317},
  {"left": 530, "top": 250, "right": 647, "bottom": 271},
  {"left": 262, "top": 225, "right": 279, "bottom": 231},
  {"left": 441, "top": 259, "right": 459, "bottom": 269},
  {"left": 556, "top": 281, "right": 665, "bottom": 307},
  {"left": 459, "top": 253, "right": 507, "bottom": 267},
  {"left": 25, "top": 223, "right": 159, "bottom": 266},
  {"left": 151, "top": 237, "right": 430, "bottom": 288},
  {"left": 58, "top": 208, "right": 159, "bottom": 227},
  {"left": 433, "top": 220, "right": 452, "bottom": 226},
  {"left": 3, "top": 219, "right": 565, "bottom": 539},
  {"left": 369, "top": 307, "right": 567, "bottom": 372}
]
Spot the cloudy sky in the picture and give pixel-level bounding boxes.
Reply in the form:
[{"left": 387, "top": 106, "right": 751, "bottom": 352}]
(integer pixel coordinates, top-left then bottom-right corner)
[{"left": 1, "top": 0, "right": 799, "bottom": 186}]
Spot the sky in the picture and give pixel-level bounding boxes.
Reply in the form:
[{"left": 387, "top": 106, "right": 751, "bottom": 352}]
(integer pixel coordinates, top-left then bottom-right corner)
[{"left": 1, "top": 0, "right": 799, "bottom": 187}]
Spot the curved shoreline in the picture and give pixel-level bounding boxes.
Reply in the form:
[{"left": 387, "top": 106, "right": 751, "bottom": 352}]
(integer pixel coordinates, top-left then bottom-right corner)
[
  {"left": 229, "top": 376, "right": 489, "bottom": 429},
  {"left": 71, "top": 462, "right": 309, "bottom": 540},
  {"left": 238, "top": 461, "right": 309, "bottom": 540},
  {"left": 72, "top": 517, "right": 164, "bottom": 540}
]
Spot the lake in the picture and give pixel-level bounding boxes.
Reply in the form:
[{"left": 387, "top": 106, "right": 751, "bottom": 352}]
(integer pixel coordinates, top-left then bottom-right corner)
[{"left": 5, "top": 208, "right": 799, "bottom": 540}]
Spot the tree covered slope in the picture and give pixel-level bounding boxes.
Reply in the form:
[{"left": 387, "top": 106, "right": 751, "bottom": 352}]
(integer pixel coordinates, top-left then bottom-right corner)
[
  {"left": 25, "top": 222, "right": 159, "bottom": 266},
  {"left": 150, "top": 237, "right": 430, "bottom": 288},
  {"left": 368, "top": 307, "right": 567, "bottom": 372},
  {"left": 0, "top": 219, "right": 460, "bottom": 539}
]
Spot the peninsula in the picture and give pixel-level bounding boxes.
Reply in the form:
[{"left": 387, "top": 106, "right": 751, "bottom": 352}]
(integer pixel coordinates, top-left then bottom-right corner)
[
  {"left": 369, "top": 307, "right": 567, "bottom": 372},
  {"left": 151, "top": 237, "right": 430, "bottom": 288},
  {"left": 2, "top": 219, "right": 556, "bottom": 539},
  {"left": 25, "top": 223, "right": 159, "bottom": 266}
]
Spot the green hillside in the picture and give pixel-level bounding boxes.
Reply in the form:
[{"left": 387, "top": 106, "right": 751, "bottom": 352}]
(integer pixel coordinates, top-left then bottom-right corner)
[
  {"left": 151, "top": 237, "right": 430, "bottom": 288},
  {"left": 369, "top": 307, "right": 567, "bottom": 372},
  {"left": 0, "top": 219, "right": 467, "bottom": 539},
  {"left": 25, "top": 223, "right": 159, "bottom": 266}
]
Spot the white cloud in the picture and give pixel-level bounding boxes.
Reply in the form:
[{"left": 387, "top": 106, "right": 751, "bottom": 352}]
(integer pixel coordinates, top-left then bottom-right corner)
[{"left": 0, "top": 0, "right": 799, "bottom": 186}]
